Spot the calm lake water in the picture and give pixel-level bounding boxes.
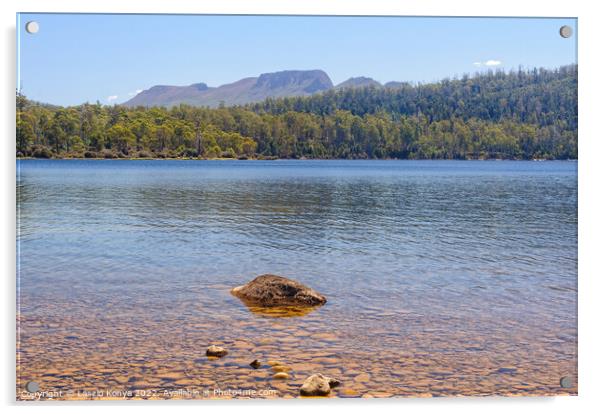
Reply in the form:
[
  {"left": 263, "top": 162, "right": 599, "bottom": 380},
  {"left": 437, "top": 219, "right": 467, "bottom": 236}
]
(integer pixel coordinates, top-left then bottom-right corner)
[{"left": 16, "top": 159, "right": 577, "bottom": 399}]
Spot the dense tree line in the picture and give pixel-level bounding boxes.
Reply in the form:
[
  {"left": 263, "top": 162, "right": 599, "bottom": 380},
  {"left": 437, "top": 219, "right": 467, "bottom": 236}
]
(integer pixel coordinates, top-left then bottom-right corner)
[
  {"left": 251, "top": 65, "right": 577, "bottom": 130},
  {"left": 16, "top": 65, "right": 577, "bottom": 160}
]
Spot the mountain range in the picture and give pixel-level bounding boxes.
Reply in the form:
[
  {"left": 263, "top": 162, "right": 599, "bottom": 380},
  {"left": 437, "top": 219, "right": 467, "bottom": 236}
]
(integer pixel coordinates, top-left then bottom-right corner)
[{"left": 124, "top": 70, "right": 399, "bottom": 108}]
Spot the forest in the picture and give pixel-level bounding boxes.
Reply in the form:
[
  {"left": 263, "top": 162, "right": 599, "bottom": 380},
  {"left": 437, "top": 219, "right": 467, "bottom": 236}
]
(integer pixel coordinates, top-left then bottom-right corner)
[{"left": 16, "top": 65, "right": 577, "bottom": 160}]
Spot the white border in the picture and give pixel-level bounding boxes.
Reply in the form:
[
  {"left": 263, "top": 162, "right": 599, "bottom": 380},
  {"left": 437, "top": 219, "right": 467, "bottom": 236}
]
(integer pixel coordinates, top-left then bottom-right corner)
[{"left": 2, "top": 1, "right": 601, "bottom": 414}]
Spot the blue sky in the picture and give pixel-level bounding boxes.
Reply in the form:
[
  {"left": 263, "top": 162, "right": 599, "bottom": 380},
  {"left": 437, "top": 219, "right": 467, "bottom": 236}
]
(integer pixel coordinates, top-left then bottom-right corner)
[{"left": 17, "top": 14, "right": 577, "bottom": 106}]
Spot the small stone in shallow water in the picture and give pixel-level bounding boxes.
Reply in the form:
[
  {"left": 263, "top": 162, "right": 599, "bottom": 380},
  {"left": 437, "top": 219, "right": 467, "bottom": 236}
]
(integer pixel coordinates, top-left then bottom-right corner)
[
  {"left": 206, "top": 345, "right": 228, "bottom": 357},
  {"left": 271, "top": 365, "right": 292, "bottom": 373},
  {"left": 340, "top": 388, "right": 359, "bottom": 396},
  {"left": 299, "top": 373, "right": 340, "bottom": 396},
  {"left": 354, "top": 373, "right": 370, "bottom": 383},
  {"left": 328, "top": 377, "right": 341, "bottom": 388},
  {"left": 273, "top": 372, "right": 290, "bottom": 380},
  {"left": 249, "top": 359, "right": 261, "bottom": 369}
]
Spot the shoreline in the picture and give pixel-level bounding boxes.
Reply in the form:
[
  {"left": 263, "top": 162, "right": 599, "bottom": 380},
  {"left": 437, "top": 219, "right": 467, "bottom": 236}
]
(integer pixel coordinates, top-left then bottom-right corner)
[{"left": 15, "top": 157, "right": 578, "bottom": 162}]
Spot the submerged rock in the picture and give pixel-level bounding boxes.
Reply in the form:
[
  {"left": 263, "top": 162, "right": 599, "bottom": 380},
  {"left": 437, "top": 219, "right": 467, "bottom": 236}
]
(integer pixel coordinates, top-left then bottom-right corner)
[
  {"left": 299, "top": 373, "right": 340, "bottom": 396},
  {"left": 328, "top": 377, "right": 341, "bottom": 388},
  {"left": 273, "top": 372, "right": 290, "bottom": 380},
  {"left": 206, "top": 345, "right": 228, "bottom": 357},
  {"left": 249, "top": 359, "right": 261, "bottom": 369},
  {"left": 271, "top": 365, "right": 292, "bottom": 373},
  {"left": 231, "top": 274, "right": 327, "bottom": 307}
]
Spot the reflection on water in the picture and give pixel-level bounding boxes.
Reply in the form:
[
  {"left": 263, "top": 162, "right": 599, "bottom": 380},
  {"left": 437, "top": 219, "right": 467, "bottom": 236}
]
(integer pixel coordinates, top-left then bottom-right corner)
[
  {"left": 237, "top": 301, "right": 323, "bottom": 318},
  {"left": 16, "top": 160, "right": 577, "bottom": 399}
]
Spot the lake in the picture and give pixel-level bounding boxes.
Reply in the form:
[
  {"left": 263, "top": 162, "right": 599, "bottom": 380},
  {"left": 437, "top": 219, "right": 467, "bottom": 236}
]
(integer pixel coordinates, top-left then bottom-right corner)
[{"left": 16, "top": 159, "right": 578, "bottom": 399}]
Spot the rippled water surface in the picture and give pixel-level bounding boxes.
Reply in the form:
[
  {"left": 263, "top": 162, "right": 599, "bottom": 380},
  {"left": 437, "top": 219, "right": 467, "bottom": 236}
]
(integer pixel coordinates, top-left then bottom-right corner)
[{"left": 16, "top": 159, "right": 577, "bottom": 399}]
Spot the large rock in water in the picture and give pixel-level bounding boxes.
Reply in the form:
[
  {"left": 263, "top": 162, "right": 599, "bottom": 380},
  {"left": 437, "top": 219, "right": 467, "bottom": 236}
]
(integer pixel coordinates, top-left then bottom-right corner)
[
  {"left": 231, "top": 274, "right": 326, "bottom": 307},
  {"left": 206, "top": 345, "right": 227, "bottom": 357},
  {"left": 299, "top": 373, "right": 341, "bottom": 396}
]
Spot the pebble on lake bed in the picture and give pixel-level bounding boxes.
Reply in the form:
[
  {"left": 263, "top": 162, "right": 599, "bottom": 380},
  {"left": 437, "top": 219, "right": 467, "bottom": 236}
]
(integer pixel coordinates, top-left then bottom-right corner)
[
  {"left": 271, "top": 365, "right": 292, "bottom": 373},
  {"left": 299, "top": 373, "right": 341, "bottom": 396},
  {"left": 249, "top": 359, "right": 261, "bottom": 369},
  {"left": 206, "top": 345, "right": 228, "bottom": 357},
  {"left": 273, "top": 372, "right": 290, "bottom": 380}
]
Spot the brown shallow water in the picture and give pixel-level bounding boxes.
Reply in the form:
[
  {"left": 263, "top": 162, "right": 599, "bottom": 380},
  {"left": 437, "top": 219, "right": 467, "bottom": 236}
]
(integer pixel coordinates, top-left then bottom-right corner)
[
  {"left": 16, "top": 160, "right": 577, "bottom": 400},
  {"left": 17, "top": 283, "right": 576, "bottom": 400}
]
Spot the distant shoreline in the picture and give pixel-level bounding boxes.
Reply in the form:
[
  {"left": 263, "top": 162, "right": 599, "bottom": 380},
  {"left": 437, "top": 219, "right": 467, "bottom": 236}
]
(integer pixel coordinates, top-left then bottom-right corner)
[{"left": 16, "top": 156, "right": 577, "bottom": 162}]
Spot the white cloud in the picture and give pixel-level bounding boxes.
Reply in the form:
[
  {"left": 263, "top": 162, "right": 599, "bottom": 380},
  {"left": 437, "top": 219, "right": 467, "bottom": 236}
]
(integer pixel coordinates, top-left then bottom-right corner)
[
  {"left": 128, "top": 89, "right": 143, "bottom": 96},
  {"left": 484, "top": 60, "right": 502, "bottom": 66},
  {"left": 474, "top": 60, "right": 502, "bottom": 68},
  {"left": 107, "top": 95, "right": 119, "bottom": 102}
]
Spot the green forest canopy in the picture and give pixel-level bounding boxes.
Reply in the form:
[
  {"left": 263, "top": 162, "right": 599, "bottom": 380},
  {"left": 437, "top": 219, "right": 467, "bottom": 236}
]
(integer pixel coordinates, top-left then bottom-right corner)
[{"left": 16, "top": 65, "right": 577, "bottom": 160}]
